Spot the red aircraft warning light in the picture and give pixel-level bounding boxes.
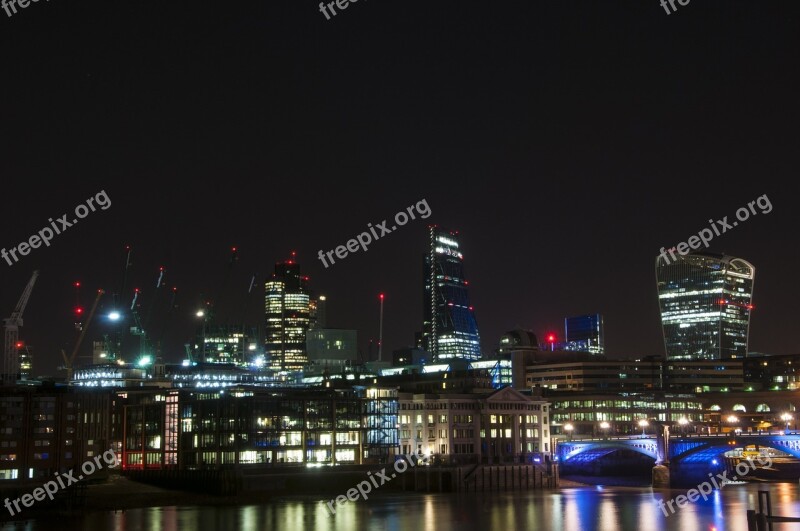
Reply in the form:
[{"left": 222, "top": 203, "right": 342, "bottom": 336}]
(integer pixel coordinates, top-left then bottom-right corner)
[{"left": 546, "top": 333, "right": 557, "bottom": 352}]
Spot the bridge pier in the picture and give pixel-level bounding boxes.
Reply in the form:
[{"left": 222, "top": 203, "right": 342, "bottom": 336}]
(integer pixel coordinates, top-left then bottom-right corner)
[{"left": 652, "top": 464, "right": 670, "bottom": 488}]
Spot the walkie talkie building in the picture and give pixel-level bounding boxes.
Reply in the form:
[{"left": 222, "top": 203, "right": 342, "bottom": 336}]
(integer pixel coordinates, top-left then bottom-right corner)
[{"left": 656, "top": 252, "right": 755, "bottom": 361}]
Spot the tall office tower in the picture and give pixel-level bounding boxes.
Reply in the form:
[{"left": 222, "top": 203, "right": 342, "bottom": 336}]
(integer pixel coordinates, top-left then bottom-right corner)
[
  {"left": 422, "top": 226, "right": 481, "bottom": 361},
  {"left": 656, "top": 252, "right": 755, "bottom": 361},
  {"left": 564, "top": 314, "right": 604, "bottom": 354},
  {"left": 265, "top": 258, "right": 312, "bottom": 371}
]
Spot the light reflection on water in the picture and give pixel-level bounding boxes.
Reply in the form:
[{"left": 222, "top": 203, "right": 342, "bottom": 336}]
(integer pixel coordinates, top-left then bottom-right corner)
[{"left": 3, "top": 483, "right": 800, "bottom": 531}]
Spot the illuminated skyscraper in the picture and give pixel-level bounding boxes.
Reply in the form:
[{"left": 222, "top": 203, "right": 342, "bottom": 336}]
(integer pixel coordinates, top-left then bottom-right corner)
[
  {"left": 265, "top": 258, "right": 312, "bottom": 371},
  {"left": 564, "top": 314, "right": 604, "bottom": 354},
  {"left": 656, "top": 252, "right": 755, "bottom": 361},
  {"left": 422, "top": 226, "right": 481, "bottom": 361}
]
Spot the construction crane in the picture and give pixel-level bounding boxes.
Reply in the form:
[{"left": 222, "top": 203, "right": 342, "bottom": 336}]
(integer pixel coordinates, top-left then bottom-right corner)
[
  {"left": 3, "top": 271, "right": 39, "bottom": 385},
  {"left": 61, "top": 289, "right": 104, "bottom": 382}
]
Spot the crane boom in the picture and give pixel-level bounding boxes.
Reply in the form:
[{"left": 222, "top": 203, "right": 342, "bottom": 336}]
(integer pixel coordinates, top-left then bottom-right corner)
[
  {"left": 3, "top": 270, "right": 39, "bottom": 385},
  {"left": 62, "top": 289, "right": 104, "bottom": 382}
]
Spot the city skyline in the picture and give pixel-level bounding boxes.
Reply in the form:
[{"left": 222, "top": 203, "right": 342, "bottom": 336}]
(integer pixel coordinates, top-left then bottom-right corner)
[
  {"left": 2, "top": 1, "right": 800, "bottom": 527},
  {"left": 0, "top": 214, "right": 791, "bottom": 377},
  {"left": 2, "top": 3, "right": 797, "bottom": 377}
]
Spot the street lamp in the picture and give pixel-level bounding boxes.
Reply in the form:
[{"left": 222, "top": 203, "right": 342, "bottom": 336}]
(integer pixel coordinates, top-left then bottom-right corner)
[
  {"left": 600, "top": 421, "right": 610, "bottom": 439},
  {"left": 781, "top": 413, "right": 793, "bottom": 434},
  {"left": 678, "top": 417, "right": 689, "bottom": 436},
  {"left": 564, "top": 423, "right": 574, "bottom": 441},
  {"left": 195, "top": 303, "right": 212, "bottom": 362},
  {"left": 638, "top": 419, "right": 649, "bottom": 437}
]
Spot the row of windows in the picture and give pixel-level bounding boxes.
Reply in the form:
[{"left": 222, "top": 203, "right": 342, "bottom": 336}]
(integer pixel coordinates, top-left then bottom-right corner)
[
  {"left": 400, "top": 402, "right": 542, "bottom": 411},
  {"left": 553, "top": 400, "right": 702, "bottom": 410}
]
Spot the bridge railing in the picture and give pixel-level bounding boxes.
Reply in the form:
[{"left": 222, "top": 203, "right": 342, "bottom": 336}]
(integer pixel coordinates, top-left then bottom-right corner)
[{"left": 561, "top": 433, "right": 800, "bottom": 442}]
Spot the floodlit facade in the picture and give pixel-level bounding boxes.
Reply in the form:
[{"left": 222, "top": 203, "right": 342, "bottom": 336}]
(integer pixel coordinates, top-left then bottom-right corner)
[
  {"left": 656, "top": 252, "right": 754, "bottom": 361},
  {"left": 422, "top": 226, "right": 481, "bottom": 361},
  {"left": 398, "top": 387, "right": 551, "bottom": 464}
]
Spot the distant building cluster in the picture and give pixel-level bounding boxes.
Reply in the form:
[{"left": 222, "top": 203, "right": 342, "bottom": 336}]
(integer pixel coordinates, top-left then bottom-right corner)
[{"left": 3, "top": 226, "right": 799, "bottom": 484}]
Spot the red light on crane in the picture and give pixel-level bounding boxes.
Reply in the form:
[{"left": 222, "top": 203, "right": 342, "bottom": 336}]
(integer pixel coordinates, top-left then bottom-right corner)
[
  {"left": 15, "top": 342, "right": 23, "bottom": 349},
  {"left": 379, "top": 293, "right": 385, "bottom": 300},
  {"left": 547, "top": 334, "right": 556, "bottom": 343},
  {"left": 75, "top": 307, "right": 84, "bottom": 315},
  {"left": 74, "top": 281, "right": 81, "bottom": 288}
]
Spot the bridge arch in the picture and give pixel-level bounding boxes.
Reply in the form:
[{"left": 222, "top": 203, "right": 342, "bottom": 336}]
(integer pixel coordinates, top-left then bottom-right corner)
[
  {"left": 671, "top": 435, "right": 800, "bottom": 464},
  {"left": 558, "top": 439, "right": 659, "bottom": 464}
]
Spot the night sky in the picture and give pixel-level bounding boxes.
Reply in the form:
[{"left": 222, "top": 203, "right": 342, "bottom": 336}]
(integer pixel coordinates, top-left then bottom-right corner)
[{"left": 2, "top": 1, "right": 798, "bottom": 375}]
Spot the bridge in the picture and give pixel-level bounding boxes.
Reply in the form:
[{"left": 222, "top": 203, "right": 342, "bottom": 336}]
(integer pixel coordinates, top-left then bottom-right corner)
[{"left": 556, "top": 433, "right": 800, "bottom": 486}]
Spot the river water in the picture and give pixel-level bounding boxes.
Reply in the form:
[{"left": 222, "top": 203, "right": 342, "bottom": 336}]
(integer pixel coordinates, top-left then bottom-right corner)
[{"left": 3, "top": 483, "right": 800, "bottom": 531}]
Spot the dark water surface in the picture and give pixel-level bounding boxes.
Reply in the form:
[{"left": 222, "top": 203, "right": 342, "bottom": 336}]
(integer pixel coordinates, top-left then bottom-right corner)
[{"left": 3, "top": 483, "right": 800, "bottom": 531}]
